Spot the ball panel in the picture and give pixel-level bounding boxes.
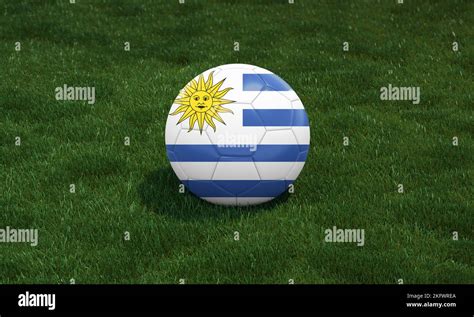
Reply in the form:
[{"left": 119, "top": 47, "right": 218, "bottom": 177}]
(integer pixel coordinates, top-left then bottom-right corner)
[
  {"left": 215, "top": 68, "right": 260, "bottom": 104},
  {"left": 174, "top": 127, "right": 213, "bottom": 145},
  {"left": 291, "top": 127, "right": 311, "bottom": 145},
  {"left": 174, "top": 162, "right": 218, "bottom": 180},
  {"left": 204, "top": 197, "right": 238, "bottom": 205},
  {"left": 254, "top": 162, "right": 302, "bottom": 180},
  {"left": 276, "top": 88, "right": 300, "bottom": 102},
  {"left": 236, "top": 197, "right": 274, "bottom": 205},
  {"left": 260, "top": 73, "right": 292, "bottom": 92},
  {"left": 251, "top": 89, "right": 293, "bottom": 109},
  {"left": 212, "top": 161, "right": 260, "bottom": 180},
  {"left": 251, "top": 66, "right": 299, "bottom": 100},
  {"left": 291, "top": 99, "right": 305, "bottom": 109},
  {"left": 183, "top": 180, "right": 234, "bottom": 198},
  {"left": 261, "top": 129, "right": 298, "bottom": 144},
  {"left": 285, "top": 161, "right": 307, "bottom": 182},
  {"left": 251, "top": 66, "right": 273, "bottom": 74},
  {"left": 169, "top": 161, "right": 188, "bottom": 180},
  {"left": 296, "top": 146, "right": 309, "bottom": 162},
  {"left": 251, "top": 144, "right": 304, "bottom": 162},
  {"left": 165, "top": 113, "right": 182, "bottom": 145},
  {"left": 264, "top": 126, "right": 294, "bottom": 131},
  {"left": 239, "top": 180, "right": 291, "bottom": 198}
]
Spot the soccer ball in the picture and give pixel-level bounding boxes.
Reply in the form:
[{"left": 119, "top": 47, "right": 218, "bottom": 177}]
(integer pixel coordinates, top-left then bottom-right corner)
[{"left": 165, "top": 64, "right": 310, "bottom": 206}]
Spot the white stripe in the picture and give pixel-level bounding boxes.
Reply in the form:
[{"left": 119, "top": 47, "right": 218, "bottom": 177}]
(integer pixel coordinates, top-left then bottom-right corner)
[
  {"left": 260, "top": 127, "right": 310, "bottom": 145},
  {"left": 213, "top": 162, "right": 260, "bottom": 180},
  {"left": 255, "top": 162, "right": 305, "bottom": 180},
  {"left": 170, "top": 161, "right": 217, "bottom": 180},
  {"left": 252, "top": 65, "right": 274, "bottom": 74},
  {"left": 170, "top": 162, "right": 305, "bottom": 181},
  {"left": 203, "top": 197, "right": 237, "bottom": 205},
  {"left": 220, "top": 63, "right": 256, "bottom": 70},
  {"left": 237, "top": 197, "right": 274, "bottom": 205}
]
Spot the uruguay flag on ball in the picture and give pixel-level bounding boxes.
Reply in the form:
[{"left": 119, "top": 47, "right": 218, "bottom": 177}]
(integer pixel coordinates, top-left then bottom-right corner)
[{"left": 165, "top": 64, "right": 310, "bottom": 206}]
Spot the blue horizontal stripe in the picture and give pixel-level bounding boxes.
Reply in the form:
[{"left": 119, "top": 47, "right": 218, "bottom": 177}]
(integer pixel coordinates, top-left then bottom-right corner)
[
  {"left": 182, "top": 180, "right": 293, "bottom": 197},
  {"left": 243, "top": 109, "right": 309, "bottom": 126},
  {"left": 243, "top": 74, "right": 292, "bottom": 91},
  {"left": 167, "top": 144, "right": 309, "bottom": 162}
]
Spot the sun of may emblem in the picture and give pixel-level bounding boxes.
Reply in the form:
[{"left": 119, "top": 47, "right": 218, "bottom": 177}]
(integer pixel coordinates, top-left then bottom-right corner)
[{"left": 170, "top": 72, "right": 235, "bottom": 134}]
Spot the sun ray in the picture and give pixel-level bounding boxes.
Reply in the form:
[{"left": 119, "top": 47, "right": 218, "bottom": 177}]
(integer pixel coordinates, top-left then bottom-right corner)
[
  {"left": 212, "top": 98, "right": 234, "bottom": 106},
  {"left": 205, "top": 114, "right": 216, "bottom": 131},
  {"left": 170, "top": 105, "right": 189, "bottom": 115},
  {"left": 214, "top": 87, "right": 232, "bottom": 99},
  {"left": 205, "top": 71, "right": 214, "bottom": 90},
  {"left": 174, "top": 97, "right": 191, "bottom": 105},
  {"left": 197, "top": 74, "right": 206, "bottom": 91},
  {"left": 207, "top": 108, "right": 226, "bottom": 125},
  {"left": 208, "top": 79, "right": 225, "bottom": 96},
  {"left": 183, "top": 85, "right": 195, "bottom": 97},
  {"left": 214, "top": 105, "right": 233, "bottom": 113},
  {"left": 188, "top": 114, "right": 197, "bottom": 131},
  {"left": 190, "top": 79, "right": 198, "bottom": 90},
  {"left": 196, "top": 112, "right": 205, "bottom": 133},
  {"left": 177, "top": 107, "right": 195, "bottom": 124}
]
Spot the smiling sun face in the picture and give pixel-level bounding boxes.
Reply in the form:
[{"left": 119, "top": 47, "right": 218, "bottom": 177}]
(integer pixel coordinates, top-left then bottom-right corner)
[{"left": 170, "top": 72, "right": 235, "bottom": 134}]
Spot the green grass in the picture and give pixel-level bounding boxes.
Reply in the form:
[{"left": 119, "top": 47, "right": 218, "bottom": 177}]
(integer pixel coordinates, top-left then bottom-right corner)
[{"left": 0, "top": 0, "right": 473, "bottom": 284}]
